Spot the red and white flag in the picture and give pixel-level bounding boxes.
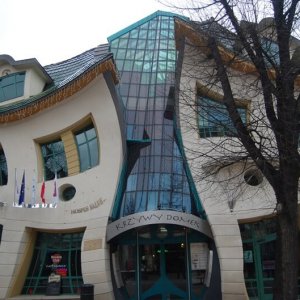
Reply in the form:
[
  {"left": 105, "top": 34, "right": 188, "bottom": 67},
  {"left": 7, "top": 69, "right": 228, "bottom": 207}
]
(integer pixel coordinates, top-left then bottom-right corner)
[
  {"left": 40, "top": 178, "right": 46, "bottom": 204},
  {"left": 52, "top": 173, "right": 58, "bottom": 205}
]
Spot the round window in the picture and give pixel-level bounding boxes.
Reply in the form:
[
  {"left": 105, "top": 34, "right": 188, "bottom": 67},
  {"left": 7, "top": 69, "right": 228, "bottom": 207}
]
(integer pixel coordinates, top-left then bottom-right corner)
[
  {"left": 59, "top": 184, "right": 76, "bottom": 201},
  {"left": 244, "top": 169, "right": 263, "bottom": 186}
]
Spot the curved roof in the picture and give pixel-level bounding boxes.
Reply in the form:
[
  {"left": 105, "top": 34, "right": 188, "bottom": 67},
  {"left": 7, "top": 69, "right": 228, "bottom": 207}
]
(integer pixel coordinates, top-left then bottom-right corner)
[{"left": 0, "top": 44, "right": 118, "bottom": 121}]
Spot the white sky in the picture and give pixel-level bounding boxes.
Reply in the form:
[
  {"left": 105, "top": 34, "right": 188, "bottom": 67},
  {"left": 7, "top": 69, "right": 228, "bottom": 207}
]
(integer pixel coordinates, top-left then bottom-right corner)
[{"left": 0, "top": 0, "right": 169, "bottom": 66}]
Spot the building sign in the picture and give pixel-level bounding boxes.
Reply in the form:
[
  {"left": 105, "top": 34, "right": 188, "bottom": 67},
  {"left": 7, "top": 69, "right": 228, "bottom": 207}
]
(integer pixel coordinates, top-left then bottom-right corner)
[
  {"left": 106, "top": 210, "right": 212, "bottom": 241},
  {"left": 70, "top": 198, "right": 106, "bottom": 215},
  {"left": 190, "top": 243, "right": 208, "bottom": 270}
]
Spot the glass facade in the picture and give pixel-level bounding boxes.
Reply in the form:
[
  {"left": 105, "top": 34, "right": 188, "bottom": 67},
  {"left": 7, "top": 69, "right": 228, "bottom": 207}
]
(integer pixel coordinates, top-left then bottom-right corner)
[
  {"left": 22, "top": 232, "right": 83, "bottom": 295},
  {"left": 197, "top": 97, "right": 247, "bottom": 138},
  {"left": 41, "top": 140, "right": 68, "bottom": 180},
  {"left": 0, "top": 71, "right": 25, "bottom": 102},
  {"left": 75, "top": 123, "right": 99, "bottom": 172},
  {"left": 109, "top": 12, "right": 201, "bottom": 219}
]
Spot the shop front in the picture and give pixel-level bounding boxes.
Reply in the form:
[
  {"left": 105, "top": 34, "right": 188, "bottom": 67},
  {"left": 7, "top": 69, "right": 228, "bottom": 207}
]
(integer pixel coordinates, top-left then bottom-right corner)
[
  {"left": 22, "top": 231, "right": 84, "bottom": 296},
  {"left": 107, "top": 210, "right": 218, "bottom": 300}
]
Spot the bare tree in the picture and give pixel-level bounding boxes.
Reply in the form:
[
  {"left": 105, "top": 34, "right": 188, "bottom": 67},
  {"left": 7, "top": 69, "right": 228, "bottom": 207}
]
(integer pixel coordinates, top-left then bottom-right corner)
[{"left": 161, "top": 0, "right": 300, "bottom": 299}]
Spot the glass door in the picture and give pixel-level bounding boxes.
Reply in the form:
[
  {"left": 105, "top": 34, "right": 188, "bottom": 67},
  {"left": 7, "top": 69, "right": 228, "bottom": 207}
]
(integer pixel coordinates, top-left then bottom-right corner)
[
  {"left": 115, "top": 225, "right": 209, "bottom": 300},
  {"left": 140, "top": 243, "right": 187, "bottom": 300},
  {"left": 258, "top": 240, "right": 275, "bottom": 299}
]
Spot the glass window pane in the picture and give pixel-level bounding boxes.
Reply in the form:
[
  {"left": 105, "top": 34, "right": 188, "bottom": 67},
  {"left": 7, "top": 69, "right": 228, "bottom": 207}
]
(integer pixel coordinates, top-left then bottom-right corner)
[
  {"left": 75, "top": 123, "right": 99, "bottom": 172},
  {"left": 89, "top": 139, "right": 99, "bottom": 167},
  {"left": 41, "top": 140, "right": 68, "bottom": 180},
  {"left": 198, "top": 97, "right": 247, "bottom": 138},
  {"left": 0, "top": 72, "right": 25, "bottom": 102},
  {"left": 86, "top": 127, "right": 96, "bottom": 140},
  {"left": 75, "top": 132, "right": 86, "bottom": 145},
  {"left": 78, "top": 144, "right": 90, "bottom": 171}
]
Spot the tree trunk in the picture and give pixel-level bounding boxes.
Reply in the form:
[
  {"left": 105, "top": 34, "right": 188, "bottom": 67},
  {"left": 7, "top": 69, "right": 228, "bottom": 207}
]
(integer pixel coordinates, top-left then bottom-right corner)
[{"left": 274, "top": 184, "right": 299, "bottom": 300}]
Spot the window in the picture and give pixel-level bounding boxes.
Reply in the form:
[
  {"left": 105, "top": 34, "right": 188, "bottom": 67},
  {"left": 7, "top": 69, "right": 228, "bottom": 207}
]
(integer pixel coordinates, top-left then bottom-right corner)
[
  {"left": 75, "top": 124, "right": 99, "bottom": 172},
  {"left": 198, "top": 96, "right": 247, "bottom": 138},
  {"left": 22, "top": 232, "right": 83, "bottom": 295},
  {"left": 0, "top": 72, "right": 25, "bottom": 102},
  {"left": 0, "top": 148, "right": 8, "bottom": 185},
  {"left": 41, "top": 140, "right": 68, "bottom": 180}
]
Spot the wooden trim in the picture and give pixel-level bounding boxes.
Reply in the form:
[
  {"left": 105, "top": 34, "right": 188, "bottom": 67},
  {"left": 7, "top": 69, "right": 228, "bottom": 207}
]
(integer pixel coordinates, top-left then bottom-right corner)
[
  {"left": 175, "top": 19, "right": 300, "bottom": 86},
  {"left": 61, "top": 131, "right": 80, "bottom": 176}
]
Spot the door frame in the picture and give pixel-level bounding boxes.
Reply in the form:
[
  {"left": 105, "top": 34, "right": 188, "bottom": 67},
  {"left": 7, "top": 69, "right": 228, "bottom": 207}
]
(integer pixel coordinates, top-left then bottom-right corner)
[{"left": 114, "top": 224, "right": 209, "bottom": 300}]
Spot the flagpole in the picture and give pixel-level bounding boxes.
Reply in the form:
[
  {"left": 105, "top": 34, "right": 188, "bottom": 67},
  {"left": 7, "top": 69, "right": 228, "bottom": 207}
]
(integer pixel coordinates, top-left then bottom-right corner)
[{"left": 14, "top": 168, "right": 16, "bottom": 206}]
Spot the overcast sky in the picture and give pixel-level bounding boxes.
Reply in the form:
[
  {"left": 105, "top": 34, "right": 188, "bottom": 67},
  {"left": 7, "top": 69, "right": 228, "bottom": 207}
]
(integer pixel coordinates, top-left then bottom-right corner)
[{"left": 0, "top": 0, "right": 169, "bottom": 66}]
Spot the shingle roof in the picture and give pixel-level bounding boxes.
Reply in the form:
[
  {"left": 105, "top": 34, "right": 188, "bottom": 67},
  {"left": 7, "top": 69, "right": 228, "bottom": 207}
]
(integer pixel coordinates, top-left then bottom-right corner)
[
  {"left": 0, "top": 44, "right": 111, "bottom": 114},
  {"left": 45, "top": 43, "right": 110, "bottom": 87}
]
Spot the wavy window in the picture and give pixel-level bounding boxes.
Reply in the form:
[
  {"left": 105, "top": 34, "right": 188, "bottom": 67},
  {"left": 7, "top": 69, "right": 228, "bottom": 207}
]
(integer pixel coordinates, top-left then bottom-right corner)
[{"left": 75, "top": 123, "right": 99, "bottom": 172}]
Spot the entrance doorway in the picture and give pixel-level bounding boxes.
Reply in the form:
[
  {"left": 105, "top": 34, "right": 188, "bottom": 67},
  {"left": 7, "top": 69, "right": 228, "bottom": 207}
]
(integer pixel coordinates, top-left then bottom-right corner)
[
  {"left": 240, "top": 220, "right": 276, "bottom": 299},
  {"left": 140, "top": 243, "right": 187, "bottom": 299},
  {"left": 113, "top": 224, "right": 209, "bottom": 300}
]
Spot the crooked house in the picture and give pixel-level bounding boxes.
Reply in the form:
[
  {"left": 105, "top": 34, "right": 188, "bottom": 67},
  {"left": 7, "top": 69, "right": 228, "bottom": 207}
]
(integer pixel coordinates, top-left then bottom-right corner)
[{"left": 0, "top": 10, "right": 298, "bottom": 300}]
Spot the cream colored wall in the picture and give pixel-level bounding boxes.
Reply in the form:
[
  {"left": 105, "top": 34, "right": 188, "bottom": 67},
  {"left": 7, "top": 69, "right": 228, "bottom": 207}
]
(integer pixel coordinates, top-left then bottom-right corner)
[
  {"left": 178, "top": 43, "right": 278, "bottom": 300},
  {"left": 0, "top": 63, "right": 46, "bottom": 106},
  {"left": 0, "top": 74, "right": 124, "bottom": 300}
]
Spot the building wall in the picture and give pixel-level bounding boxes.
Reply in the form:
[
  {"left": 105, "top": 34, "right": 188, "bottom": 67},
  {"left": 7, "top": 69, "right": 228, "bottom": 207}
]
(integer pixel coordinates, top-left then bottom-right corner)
[
  {"left": 0, "top": 74, "right": 124, "bottom": 300},
  {"left": 177, "top": 42, "right": 278, "bottom": 300}
]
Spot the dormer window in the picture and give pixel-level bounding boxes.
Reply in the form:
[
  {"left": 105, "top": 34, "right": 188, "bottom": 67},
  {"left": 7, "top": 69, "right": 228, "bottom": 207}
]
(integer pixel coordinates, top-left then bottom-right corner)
[{"left": 0, "top": 71, "right": 25, "bottom": 102}]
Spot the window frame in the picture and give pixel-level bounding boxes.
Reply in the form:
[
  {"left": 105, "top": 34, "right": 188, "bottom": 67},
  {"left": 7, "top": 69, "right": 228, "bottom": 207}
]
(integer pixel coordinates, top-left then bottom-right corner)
[
  {"left": 74, "top": 123, "right": 99, "bottom": 172},
  {"left": 0, "top": 71, "right": 26, "bottom": 102},
  {"left": 41, "top": 139, "right": 68, "bottom": 181},
  {"left": 197, "top": 95, "right": 247, "bottom": 138}
]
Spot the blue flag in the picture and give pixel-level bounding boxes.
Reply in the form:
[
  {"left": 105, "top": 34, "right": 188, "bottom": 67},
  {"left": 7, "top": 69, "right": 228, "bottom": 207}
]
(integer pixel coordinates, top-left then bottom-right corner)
[{"left": 18, "top": 171, "right": 25, "bottom": 205}]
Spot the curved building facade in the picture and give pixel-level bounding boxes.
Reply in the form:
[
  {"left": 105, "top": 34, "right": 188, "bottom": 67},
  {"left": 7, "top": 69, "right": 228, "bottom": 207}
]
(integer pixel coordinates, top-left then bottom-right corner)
[
  {"left": 1, "top": 9, "right": 293, "bottom": 300},
  {"left": 106, "top": 11, "right": 220, "bottom": 300}
]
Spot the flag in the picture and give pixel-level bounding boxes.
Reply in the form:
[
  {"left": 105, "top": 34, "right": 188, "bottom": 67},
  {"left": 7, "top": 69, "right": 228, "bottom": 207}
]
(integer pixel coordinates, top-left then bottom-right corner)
[
  {"left": 40, "top": 178, "right": 46, "bottom": 204},
  {"left": 31, "top": 170, "right": 37, "bottom": 206},
  {"left": 52, "top": 172, "right": 58, "bottom": 204},
  {"left": 18, "top": 171, "right": 25, "bottom": 205}
]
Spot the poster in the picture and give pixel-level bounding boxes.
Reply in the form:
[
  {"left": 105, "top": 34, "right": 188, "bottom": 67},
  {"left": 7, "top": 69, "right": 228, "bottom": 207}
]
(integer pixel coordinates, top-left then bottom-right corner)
[{"left": 190, "top": 243, "right": 208, "bottom": 270}]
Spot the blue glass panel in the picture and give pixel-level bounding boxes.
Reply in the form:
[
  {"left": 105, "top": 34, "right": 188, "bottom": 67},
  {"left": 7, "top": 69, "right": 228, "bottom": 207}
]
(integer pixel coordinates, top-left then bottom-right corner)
[
  {"left": 161, "top": 173, "right": 171, "bottom": 190},
  {"left": 148, "top": 173, "right": 160, "bottom": 189},
  {"left": 135, "top": 192, "right": 147, "bottom": 212},
  {"left": 160, "top": 191, "right": 171, "bottom": 208},
  {"left": 148, "top": 192, "right": 159, "bottom": 210},
  {"left": 127, "top": 174, "right": 138, "bottom": 191},
  {"left": 110, "top": 13, "right": 202, "bottom": 218}
]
